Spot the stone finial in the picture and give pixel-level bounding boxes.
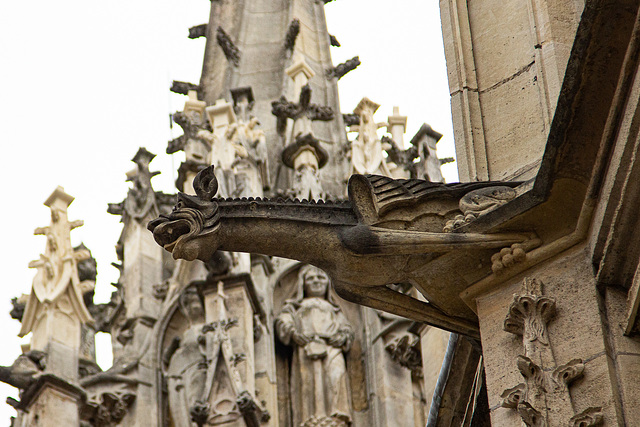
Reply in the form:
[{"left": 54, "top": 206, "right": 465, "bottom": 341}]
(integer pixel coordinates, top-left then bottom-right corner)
[{"left": 19, "top": 187, "right": 93, "bottom": 352}]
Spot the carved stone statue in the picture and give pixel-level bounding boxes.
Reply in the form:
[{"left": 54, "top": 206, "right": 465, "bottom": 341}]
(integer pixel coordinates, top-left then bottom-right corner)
[
  {"left": 350, "top": 98, "right": 391, "bottom": 176},
  {"left": 275, "top": 265, "right": 354, "bottom": 427},
  {"left": 226, "top": 117, "right": 269, "bottom": 196},
  {"left": 165, "top": 288, "right": 208, "bottom": 427}
]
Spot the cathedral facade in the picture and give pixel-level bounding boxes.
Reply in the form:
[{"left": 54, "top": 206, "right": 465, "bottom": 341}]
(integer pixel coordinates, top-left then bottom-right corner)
[{"left": 7, "top": 0, "right": 640, "bottom": 426}]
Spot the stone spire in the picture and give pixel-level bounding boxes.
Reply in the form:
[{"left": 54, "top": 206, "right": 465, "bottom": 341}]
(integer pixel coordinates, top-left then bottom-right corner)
[
  {"left": 190, "top": 0, "right": 350, "bottom": 197},
  {"left": 12, "top": 187, "right": 93, "bottom": 426}
]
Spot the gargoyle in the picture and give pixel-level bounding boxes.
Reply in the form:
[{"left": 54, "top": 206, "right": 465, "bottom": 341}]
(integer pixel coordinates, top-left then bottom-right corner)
[
  {"left": 0, "top": 350, "right": 45, "bottom": 390},
  {"left": 149, "top": 167, "right": 529, "bottom": 337}
]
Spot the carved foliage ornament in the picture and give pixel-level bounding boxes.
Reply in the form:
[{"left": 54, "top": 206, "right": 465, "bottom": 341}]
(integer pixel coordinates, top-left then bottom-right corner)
[
  {"left": 216, "top": 26, "right": 240, "bottom": 67},
  {"left": 84, "top": 391, "right": 136, "bottom": 427},
  {"left": 500, "top": 278, "right": 602, "bottom": 426}
]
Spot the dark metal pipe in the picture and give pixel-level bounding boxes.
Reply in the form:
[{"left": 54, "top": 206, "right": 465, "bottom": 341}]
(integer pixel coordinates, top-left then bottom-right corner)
[{"left": 426, "top": 333, "right": 459, "bottom": 427}]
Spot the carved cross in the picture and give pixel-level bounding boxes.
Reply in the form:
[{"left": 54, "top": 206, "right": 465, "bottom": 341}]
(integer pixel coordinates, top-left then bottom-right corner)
[{"left": 271, "top": 84, "right": 334, "bottom": 134}]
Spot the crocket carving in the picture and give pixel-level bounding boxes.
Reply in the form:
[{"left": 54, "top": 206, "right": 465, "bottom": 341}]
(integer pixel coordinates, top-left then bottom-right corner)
[{"left": 149, "top": 166, "right": 529, "bottom": 338}]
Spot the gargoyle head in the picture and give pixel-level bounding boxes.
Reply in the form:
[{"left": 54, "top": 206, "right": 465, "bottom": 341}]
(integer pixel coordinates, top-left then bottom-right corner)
[{"left": 148, "top": 166, "right": 221, "bottom": 261}]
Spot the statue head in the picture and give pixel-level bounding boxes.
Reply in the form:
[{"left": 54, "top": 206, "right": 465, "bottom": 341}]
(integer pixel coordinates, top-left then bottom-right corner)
[
  {"left": 302, "top": 265, "right": 330, "bottom": 298},
  {"left": 148, "top": 166, "right": 222, "bottom": 262},
  {"left": 294, "top": 265, "right": 333, "bottom": 302},
  {"left": 178, "top": 287, "right": 204, "bottom": 323}
]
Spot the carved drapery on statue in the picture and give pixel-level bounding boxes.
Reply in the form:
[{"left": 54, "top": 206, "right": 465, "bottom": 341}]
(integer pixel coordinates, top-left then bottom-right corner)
[
  {"left": 165, "top": 288, "right": 209, "bottom": 427},
  {"left": 275, "top": 265, "right": 353, "bottom": 427},
  {"left": 19, "top": 187, "right": 94, "bottom": 351},
  {"left": 349, "top": 98, "right": 391, "bottom": 176},
  {"left": 204, "top": 98, "right": 268, "bottom": 199}
]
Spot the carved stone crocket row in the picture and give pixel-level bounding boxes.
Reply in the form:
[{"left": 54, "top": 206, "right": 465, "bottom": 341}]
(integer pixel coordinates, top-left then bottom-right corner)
[{"left": 148, "top": 166, "right": 532, "bottom": 337}]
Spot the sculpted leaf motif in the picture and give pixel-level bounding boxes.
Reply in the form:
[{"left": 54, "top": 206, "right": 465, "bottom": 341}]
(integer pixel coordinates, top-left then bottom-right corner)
[
  {"left": 570, "top": 407, "right": 603, "bottom": 427},
  {"left": 500, "top": 383, "right": 525, "bottom": 408},
  {"left": 516, "top": 355, "right": 546, "bottom": 392},
  {"left": 552, "top": 358, "right": 584, "bottom": 391},
  {"left": 517, "top": 401, "right": 546, "bottom": 427},
  {"left": 504, "top": 294, "right": 556, "bottom": 344}
]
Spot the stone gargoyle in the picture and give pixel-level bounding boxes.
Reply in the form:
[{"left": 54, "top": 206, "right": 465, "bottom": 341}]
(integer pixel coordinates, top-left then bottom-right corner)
[{"left": 149, "top": 166, "right": 529, "bottom": 338}]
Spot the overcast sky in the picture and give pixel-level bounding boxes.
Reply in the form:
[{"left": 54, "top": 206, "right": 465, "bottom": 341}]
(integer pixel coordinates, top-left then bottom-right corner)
[{"left": 0, "top": 1, "right": 455, "bottom": 420}]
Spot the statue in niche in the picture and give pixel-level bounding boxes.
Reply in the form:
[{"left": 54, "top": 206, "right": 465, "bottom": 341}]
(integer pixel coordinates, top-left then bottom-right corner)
[
  {"left": 165, "top": 288, "right": 208, "bottom": 427},
  {"left": 275, "top": 265, "right": 354, "bottom": 427}
]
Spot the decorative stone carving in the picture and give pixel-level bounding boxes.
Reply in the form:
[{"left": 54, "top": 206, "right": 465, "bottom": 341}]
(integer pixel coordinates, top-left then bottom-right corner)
[
  {"left": 504, "top": 279, "right": 556, "bottom": 346},
  {"left": 165, "top": 288, "right": 208, "bottom": 427},
  {"left": 153, "top": 280, "right": 169, "bottom": 300},
  {"left": 167, "top": 91, "right": 210, "bottom": 189},
  {"left": 349, "top": 97, "right": 391, "bottom": 175},
  {"left": 171, "top": 80, "right": 200, "bottom": 96},
  {"left": 342, "top": 113, "right": 359, "bottom": 127},
  {"left": 84, "top": 391, "right": 136, "bottom": 427},
  {"left": 216, "top": 26, "right": 240, "bottom": 67},
  {"left": 10, "top": 295, "right": 27, "bottom": 321},
  {"left": 282, "top": 133, "right": 329, "bottom": 200},
  {"left": 0, "top": 351, "right": 45, "bottom": 390},
  {"left": 19, "top": 187, "right": 94, "bottom": 351},
  {"left": 120, "top": 148, "right": 161, "bottom": 222},
  {"left": 284, "top": 19, "right": 300, "bottom": 53},
  {"left": 165, "top": 283, "right": 267, "bottom": 427},
  {"left": 500, "top": 278, "right": 602, "bottom": 426},
  {"left": 223, "top": 117, "right": 268, "bottom": 197},
  {"left": 329, "top": 34, "right": 340, "bottom": 47},
  {"left": 382, "top": 135, "right": 417, "bottom": 179},
  {"left": 384, "top": 332, "right": 423, "bottom": 377},
  {"left": 443, "top": 186, "right": 518, "bottom": 232},
  {"left": 189, "top": 24, "right": 207, "bottom": 39},
  {"left": 271, "top": 84, "right": 334, "bottom": 136},
  {"left": 569, "top": 407, "right": 604, "bottom": 427},
  {"left": 148, "top": 166, "right": 533, "bottom": 336},
  {"left": 275, "top": 265, "right": 354, "bottom": 427},
  {"left": 326, "top": 56, "right": 360, "bottom": 80}
]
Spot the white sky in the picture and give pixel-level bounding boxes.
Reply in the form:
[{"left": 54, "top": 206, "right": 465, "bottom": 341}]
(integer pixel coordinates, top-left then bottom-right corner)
[{"left": 0, "top": 0, "right": 456, "bottom": 421}]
